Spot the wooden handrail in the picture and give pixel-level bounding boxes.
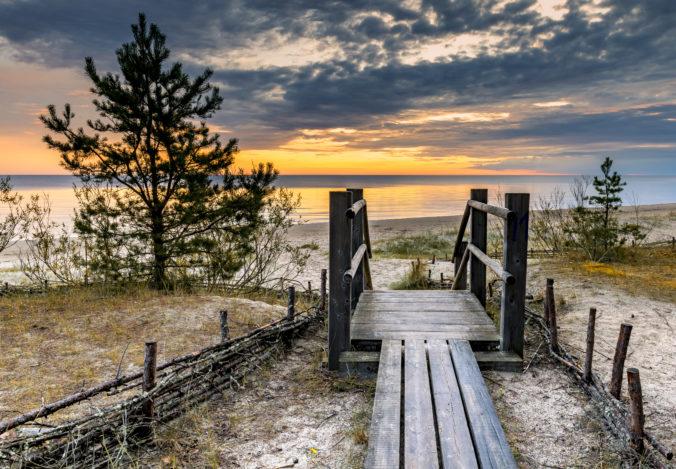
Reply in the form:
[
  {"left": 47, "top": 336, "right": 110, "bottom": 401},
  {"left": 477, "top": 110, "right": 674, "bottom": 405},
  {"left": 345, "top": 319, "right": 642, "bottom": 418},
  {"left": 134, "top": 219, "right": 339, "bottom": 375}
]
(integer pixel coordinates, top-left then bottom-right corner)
[
  {"left": 467, "top": 243, "right": 515, "bottom": 285},
  {"left": 452, "top": 204, "right": 471, "bottom": 260},
  {"left": 363, "top": 204, "right": 372, "bottom": 258},
  {"left": 467, "top": 200, "right": 515, "bottom": 221},
  {"left": 344, "top": 244, "right": 368, "bottom": 282},
  {"left": 451, "top": 245, "right": 471, "bottom": 290},
  {"left": 452, "top": 200, "right": 515, "bottom": 261},
  {"left": 346, "top": 199, "right": 366, "bottom": 219}
]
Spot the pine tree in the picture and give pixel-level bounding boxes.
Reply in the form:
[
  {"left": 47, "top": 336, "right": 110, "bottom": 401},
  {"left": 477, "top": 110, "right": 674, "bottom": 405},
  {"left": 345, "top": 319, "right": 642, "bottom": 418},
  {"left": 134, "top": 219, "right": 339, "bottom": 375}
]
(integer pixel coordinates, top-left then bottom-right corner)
[
  {"left": 41, "top": 14, "right": 277, "bottom": 288},
  {"left": 564, "top": 157, "right": 630, "bottom": 261},
  {"left": 589, "top": 156, "right": 625, "bottom": 252}
]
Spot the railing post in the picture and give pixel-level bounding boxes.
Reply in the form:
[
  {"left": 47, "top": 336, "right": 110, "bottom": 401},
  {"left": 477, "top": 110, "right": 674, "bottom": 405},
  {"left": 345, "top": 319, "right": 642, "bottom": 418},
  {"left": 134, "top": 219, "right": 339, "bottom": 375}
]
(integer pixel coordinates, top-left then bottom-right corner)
[
  {"left": 347, "top": 188, "right": 364, "bottom": 308},
  {"left": 328, "top": 191, "right": 352, "bottom": 371},
  {"left": 500, "top": 193, "right": 529, "bottom": 357},
  {"left": 470, "top": 189, "right": 488, "bottom": 306},
  {"left": 453, "top": 241, "right": 468, "bottom": 290}
]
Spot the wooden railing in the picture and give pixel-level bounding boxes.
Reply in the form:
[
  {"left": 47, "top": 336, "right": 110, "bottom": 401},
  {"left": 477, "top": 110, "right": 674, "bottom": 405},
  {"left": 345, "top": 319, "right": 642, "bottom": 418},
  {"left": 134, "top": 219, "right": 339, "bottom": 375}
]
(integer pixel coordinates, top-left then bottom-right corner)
[
  {"left": 328, "top": 189, "right": 373, "bottom": 370},
  {"left": 452, "top": 189, "right": 530, "bottom": 357}
]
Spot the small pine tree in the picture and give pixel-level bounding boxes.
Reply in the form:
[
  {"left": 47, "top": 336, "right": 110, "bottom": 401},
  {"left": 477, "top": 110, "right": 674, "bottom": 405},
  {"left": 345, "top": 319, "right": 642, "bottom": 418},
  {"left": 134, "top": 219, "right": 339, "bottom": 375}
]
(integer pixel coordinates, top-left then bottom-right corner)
[
  {"left": 564, "top": 157, "right": 633, "bottom": 261},
  {"left": 589, "top": 157, "right": 626, "bottom": 253},
  {"left": 41, "top": 14, "right": 277, "bottom": 288}
]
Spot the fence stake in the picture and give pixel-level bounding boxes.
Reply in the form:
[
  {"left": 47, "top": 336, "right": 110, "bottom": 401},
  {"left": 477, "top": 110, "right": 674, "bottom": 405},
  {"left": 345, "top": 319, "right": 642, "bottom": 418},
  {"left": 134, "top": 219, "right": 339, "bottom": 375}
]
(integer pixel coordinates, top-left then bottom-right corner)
[
  {"left": 287, "top": 286, "right": 295, "bottom": 321},
  {"left": 470, "top": 189, "right": 488, "bottom": 307},
  {"left": 500, "top": 193, "right": 529, "bottom": 357},
  {"left": 584, "top": 307, "right": 597, "bottom": 383},
  {"left": 432, "top": 255, "right": 436, "bottom": 264},
  {"left": 220, "top": 309, "right": 230, "bottom": 342},
  {"left": 610, "top": 323, "right": 633, "bottom": 399},
  {"left": 627, "top": 368, "right": 645, "bottom": 455},
  {"left": 140, "top": 341, "right": 157, "bottom": 439},
  {"left": 320, "top": 269, "right": 327, "bottom": 311},
  {"left": 328, "top": 191, "right": 352, "bottom": 371},
  {"left": 440, "top": 272, "right": 444, "bottom": 283},
  {"left": 544, "top": 278, "right": 552, "bottom": 327},
  {"left": 307, "top": 281, "right": 312, "bottom": 301},
  {"left": 545, "top": 279, "right": 558, "bottom": 353}
]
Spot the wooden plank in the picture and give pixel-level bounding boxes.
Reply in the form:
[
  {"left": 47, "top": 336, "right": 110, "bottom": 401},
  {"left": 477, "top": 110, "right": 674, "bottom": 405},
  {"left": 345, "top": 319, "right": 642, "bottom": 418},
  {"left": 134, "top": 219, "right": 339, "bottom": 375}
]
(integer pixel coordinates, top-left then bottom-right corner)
[
  {"left": 328, "top": 191, "right": 353, "bottom": 371},
  {"left": 352, "top": 330, "right": 500, "bottom": 342},
  {"left": 355, "top": 303, "right": 486, "bottom": 313},
  {"left": 351, "top": 313, "right": 494, "bottom": 326},
  {"left": 365, "top": 340, "right": 402, "bottom": 469},
  {"left": 500, "top": 193, "right": 529, "bottom": 357},
  {"left": 427, "top": 340, "right": 478, "bottom": 469},
  {"left": 351, "top": 323, "right": 497, "bottom": 334},
  {"left": 404, "top": 340, "right": 439, "bottom": 469},
  {"left": 361, "top": 290, "right": 476, "bottom": 296},
  {"left": 470, "top": 189, "right": 487, "bottom": 307},
  {"left": 449, "top": 340, "right": 517, "bottom": 469},
  {"left": 474, "top": 351, "right": 523, "bottom": 372}
]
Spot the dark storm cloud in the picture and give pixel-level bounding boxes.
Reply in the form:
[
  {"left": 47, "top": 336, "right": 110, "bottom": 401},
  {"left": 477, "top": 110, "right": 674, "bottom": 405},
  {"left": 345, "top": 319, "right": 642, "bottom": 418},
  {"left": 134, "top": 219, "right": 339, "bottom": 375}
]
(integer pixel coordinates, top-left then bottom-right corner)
[{"left": 2, "top": 0, "right": 676, "bottom": 172}]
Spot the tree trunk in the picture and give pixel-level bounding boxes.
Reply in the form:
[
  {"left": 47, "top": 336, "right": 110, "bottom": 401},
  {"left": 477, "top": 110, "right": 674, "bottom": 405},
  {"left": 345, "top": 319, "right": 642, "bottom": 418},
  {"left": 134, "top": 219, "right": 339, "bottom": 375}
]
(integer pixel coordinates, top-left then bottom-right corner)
[{"left": 151, "top": 217, "right": 167, "bottom": 289}]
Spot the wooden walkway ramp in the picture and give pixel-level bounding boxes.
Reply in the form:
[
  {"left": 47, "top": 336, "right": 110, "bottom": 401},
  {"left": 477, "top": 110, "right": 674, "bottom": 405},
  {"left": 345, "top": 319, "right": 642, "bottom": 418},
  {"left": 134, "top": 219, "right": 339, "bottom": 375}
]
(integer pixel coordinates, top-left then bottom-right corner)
[
  {"left": 327, "top": 188, "right": 531, "bottom": 469},
  {"left": 357, "top": 291, "right": 517, "bottom": 469}
]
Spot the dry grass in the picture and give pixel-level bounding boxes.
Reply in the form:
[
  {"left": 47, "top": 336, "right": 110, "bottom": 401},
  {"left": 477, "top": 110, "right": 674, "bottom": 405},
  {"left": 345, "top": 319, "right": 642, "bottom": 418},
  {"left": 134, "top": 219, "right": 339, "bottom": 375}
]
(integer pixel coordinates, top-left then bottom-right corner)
[
  {"left": 543, "top": 245, "right": 676, "bottom": 303},
  {"left": 0, "top": 286, "right": 291, "bottom": 422}
]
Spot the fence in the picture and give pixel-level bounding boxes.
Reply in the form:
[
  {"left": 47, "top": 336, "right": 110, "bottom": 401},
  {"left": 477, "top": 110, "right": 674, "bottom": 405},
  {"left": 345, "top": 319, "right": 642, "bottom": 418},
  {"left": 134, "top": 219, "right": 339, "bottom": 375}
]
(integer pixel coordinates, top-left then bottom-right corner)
[{"left": 0, "top": 291, "right": 325, "bottom": 468}]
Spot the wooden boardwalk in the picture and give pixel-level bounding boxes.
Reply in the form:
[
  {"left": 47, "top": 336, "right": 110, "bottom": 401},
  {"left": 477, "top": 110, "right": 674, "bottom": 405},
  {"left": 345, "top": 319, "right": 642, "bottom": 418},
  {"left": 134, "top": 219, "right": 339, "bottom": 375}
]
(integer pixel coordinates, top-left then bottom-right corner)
[{"left": 327, "top": 188, "right": 530, "bottom": 468}]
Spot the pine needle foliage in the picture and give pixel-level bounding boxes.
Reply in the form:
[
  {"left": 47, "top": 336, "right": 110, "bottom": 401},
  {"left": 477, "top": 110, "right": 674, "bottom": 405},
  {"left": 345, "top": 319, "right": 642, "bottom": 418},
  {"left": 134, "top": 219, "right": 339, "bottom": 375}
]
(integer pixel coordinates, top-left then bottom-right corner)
[{"left": 40, "top": 14, "right": 277, "bottom": 288}]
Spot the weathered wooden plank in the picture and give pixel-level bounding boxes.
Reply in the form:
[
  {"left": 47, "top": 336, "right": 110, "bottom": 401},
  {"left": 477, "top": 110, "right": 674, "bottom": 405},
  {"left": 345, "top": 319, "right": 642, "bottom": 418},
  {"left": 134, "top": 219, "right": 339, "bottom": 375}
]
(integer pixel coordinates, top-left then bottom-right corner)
[
  {"left": 355, "top": 303, "right": 486, "bottom": 313},
  {"left": 427, "top": 340, "right": 478, "bottom": 469},
  {"left": 351, "top": 312, "right": 494, "bottom": 326},
  {"left": 474, "top": 351, "right": 523, "bottom": 372},
  {"left": 449, "top": 340, "right": 517, "bottom": 469},
  {"left": 361, "top": 290, "right": 477, "bottom": 296},
  {"left": 365, "top": 340, "right": 402, "bottom": 469},
  {"left": 404, "top": 340, "right": 439, "bottom": 469},
  {"left": 352, "top": 330, "right": 500, "bottom": 342},
  {"left": 352, "top": 323, "right": 497, "bottom": 334}
]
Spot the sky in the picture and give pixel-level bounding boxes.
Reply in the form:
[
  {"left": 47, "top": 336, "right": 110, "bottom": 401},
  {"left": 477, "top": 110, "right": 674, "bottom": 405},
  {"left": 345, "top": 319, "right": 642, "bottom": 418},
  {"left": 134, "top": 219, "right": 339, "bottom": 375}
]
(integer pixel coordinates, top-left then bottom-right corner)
[{"left": 1, "top": 0, "right": 675, "bottom": 175}]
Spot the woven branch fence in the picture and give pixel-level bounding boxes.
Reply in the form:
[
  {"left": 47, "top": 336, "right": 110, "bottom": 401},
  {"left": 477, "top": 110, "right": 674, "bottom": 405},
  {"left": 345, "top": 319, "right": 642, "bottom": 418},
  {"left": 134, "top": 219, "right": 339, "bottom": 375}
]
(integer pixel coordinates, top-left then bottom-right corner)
[{"left": 0, "top": 303, "right": 324, "bottom": 468}]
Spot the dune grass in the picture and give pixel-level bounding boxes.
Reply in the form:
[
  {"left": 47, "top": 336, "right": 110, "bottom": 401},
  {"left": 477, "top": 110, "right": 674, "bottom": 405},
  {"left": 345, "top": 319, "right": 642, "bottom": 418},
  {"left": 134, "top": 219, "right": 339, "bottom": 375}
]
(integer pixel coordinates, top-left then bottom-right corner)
[{"left": 0, "top": 285, "right": 299, "bottom": 422}]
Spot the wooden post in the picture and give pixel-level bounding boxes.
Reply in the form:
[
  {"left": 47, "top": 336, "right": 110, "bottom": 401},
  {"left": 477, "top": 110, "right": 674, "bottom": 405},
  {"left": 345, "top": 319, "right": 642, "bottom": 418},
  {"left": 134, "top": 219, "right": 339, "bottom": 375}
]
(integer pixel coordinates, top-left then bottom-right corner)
[
  {"left": 307, "top": 281, "right": 312, "bottom": 301},
  {"left": 347, "top": 189, "right": 364, "bottom": 308},
  {"left": 432, "top": 255, "right": 436, "bottom": 264},
  {"left": 428, "top": 269, "right": 431, "bottom": 280},
  {"left": 610, "top": 323, "right": 633, "bottom": 399},
  {"left": 440, "top": 272, "right": 444, "bottom": 283},
  {"left": 470, "top": 189, "right": 488, "bottom": 307},
  {"left": 287, "top": 286, "right": 295, "bottom": 321},
  {"left": 627, "top": 368, "right": 645, "bottom": 455},
  {"left": 544, "top": 279, "right": 552, "bottom": 327},
  {"left": 453, "top": 241, "right": 468, "bottom": 290},
  {"left": 320, "top": 269, "right": 327, "bottom": 311},
  {"left": 328, "top": 191, "right": 352, "bottom": 371},
  {"left": 220, "top": 309, "right": 230, "bottom": 342},
  {"left": 547, "top": 279, "right": 558, "bottom": 353},
  {"left": 584, "top": 308, "right": 596, "bottom": 383},
  {"left": 500, "top": 193, "right": 529, "bottom": 357},
  {"left": 140, "top": 341, "right": 157, "bottom": 439}
]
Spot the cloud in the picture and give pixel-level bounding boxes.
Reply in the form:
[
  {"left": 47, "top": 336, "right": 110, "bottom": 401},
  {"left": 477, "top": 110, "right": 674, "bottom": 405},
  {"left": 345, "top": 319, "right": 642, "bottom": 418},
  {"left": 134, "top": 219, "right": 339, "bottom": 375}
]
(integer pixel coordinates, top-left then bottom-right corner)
[{"left": 1, "top": 0, "right": 675, "bottom": 173}]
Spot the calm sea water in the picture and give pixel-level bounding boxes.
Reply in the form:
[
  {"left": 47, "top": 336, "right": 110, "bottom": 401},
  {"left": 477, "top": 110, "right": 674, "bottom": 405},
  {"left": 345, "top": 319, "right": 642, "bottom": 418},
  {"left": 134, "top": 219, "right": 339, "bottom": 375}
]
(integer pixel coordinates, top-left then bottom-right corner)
[{"left": 2, "top": 175, "right": 675, "bottom": 224}]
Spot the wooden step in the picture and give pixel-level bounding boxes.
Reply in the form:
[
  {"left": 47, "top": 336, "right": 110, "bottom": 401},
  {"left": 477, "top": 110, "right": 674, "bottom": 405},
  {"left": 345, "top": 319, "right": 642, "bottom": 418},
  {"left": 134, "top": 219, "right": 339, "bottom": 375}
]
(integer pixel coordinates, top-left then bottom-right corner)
[
  {"left": 474, "top": 350, "right": 523, "bottom": 372},
  {"left": 338, "top": 351, "right": 379, "bottom": 379}
]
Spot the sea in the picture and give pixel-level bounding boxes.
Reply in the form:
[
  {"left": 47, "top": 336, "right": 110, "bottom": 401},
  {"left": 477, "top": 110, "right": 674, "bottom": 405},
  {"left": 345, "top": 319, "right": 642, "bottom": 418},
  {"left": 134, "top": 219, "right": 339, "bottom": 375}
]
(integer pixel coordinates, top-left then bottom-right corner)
[{"left": 2, "top": 175, "right": 675, "bottom": 224}]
